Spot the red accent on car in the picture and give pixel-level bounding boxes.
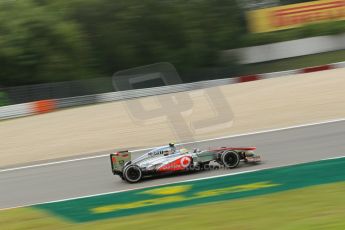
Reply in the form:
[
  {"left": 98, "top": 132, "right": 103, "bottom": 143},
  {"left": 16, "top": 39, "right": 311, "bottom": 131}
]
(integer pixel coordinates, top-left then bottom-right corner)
[
  {"left": 112, "top": 156, "right": 117, "bottom": 163},
  {"left": 114, "top": 151, "right": 128, "bottom": 156},
  {"left": 158, "top": 156, "right": 192, "bottom": 172}
]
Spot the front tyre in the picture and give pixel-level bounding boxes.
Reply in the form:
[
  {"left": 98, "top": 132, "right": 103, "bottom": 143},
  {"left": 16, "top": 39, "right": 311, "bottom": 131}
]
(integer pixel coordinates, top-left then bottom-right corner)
[
  {"left": 221, "top": 151, "right": 240, "bottom": 168},
  {"left": 123, "top": 165, "right": 142, "bottom": 183}
]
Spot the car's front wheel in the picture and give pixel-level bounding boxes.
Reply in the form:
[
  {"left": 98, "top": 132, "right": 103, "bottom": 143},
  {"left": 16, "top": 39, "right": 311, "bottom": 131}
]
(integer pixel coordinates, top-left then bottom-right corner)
[
  {"left": 123, "top": 165, "right": 142, "bottom": 183},
  {"left": 221, "top": 151, "right": 240, "bottom": 168}
]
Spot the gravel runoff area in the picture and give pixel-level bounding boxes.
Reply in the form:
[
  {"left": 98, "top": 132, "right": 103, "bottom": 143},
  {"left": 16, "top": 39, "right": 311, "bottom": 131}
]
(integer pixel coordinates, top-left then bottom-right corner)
[{"left": 1, "top": 68, "right": 345, "bottom": 167}]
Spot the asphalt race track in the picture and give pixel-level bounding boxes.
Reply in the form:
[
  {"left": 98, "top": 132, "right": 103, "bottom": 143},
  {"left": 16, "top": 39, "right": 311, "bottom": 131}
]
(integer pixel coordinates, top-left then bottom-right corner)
[{"left": 1, "top": 120, "right": 344, "bottom": 209}]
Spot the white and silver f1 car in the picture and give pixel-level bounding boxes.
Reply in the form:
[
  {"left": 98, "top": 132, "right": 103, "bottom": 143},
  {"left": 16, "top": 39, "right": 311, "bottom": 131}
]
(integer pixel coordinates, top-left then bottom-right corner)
[{"left": 110, "top": 143, "right": 261, "bottom": 183}]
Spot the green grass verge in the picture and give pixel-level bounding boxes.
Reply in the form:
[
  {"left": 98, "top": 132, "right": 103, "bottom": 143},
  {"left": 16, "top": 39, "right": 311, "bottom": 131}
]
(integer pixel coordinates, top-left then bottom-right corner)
[
  {"left": 240, "top": 49, "right": 345, "bottom": 75},
  {"left": 1, "top": 182, "right": 345, "bottom": 230}
]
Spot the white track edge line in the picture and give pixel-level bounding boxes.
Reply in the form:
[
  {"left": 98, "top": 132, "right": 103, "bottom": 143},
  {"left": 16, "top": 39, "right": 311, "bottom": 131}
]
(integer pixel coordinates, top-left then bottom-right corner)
[
  {"left": 1, "top": 154, "right": 344, "bottom": 211},
  {"left": 1, "top": 117, "right": 344, "bottom": 173}
]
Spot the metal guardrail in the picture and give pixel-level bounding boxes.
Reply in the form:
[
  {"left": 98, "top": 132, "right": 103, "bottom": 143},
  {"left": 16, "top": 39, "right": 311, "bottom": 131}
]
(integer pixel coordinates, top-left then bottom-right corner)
[
  {"left": 0, "top": 103, "right": 32, "bottom": 120},
  {"left": 57, "top": 95, "right": 99, "bottom": 109},
  {"left": 97, "top": 78, "right": 236, "bottom": 103},
  {"left": 2, "top": 77, "right": 113, "bottom": 105},
  {"left": 0, "top": 77, "right": 237, "bottom": 120},
  {"left": 1, "top": 61, "right": 345, "bottom": 120}
]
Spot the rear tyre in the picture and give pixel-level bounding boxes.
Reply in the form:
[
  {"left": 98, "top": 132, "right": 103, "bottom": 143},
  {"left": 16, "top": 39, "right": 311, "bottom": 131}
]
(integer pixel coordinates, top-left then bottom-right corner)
[
  {"left": 123, "top": 165, "right": 142, "bottom": 183},
  {"left": 221, "top": 151, "right": 240, "bottom": 168},
  {"left": 119, "top": 173, "right": 125, "bottom": 180}
]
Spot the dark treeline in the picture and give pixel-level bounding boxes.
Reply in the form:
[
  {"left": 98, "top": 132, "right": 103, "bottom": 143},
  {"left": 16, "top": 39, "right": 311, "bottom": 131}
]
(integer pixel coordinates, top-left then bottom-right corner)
[{"left": 0, "top": 0, "right": 245, "bottom": 86}]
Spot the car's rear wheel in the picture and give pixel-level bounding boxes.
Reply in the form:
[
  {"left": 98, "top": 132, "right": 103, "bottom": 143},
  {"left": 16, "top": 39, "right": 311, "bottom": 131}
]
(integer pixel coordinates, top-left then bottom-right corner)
[
  {"left": 123, "top": 165, "right": 142, "bottom": 183},
  {"left": 118, "top": 173, "right": 125, "bottom": 180},
  {"left": 221, "top": 151, "right": 240, "bottom": 168}
]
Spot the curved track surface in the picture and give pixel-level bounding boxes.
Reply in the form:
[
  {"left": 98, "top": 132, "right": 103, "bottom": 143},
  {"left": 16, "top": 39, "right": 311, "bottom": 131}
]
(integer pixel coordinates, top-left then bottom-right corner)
[{"left": 1, "top": 120, "right": 344, "bottom": 209}]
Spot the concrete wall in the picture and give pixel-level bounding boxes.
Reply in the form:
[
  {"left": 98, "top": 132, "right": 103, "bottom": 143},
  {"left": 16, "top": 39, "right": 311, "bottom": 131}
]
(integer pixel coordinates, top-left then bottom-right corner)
[{"left": 223, "top": 33, "right": 345, "bottom": 64}]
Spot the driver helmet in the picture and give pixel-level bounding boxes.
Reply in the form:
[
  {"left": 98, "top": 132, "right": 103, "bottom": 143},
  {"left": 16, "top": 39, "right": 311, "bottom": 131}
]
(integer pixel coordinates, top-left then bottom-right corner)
[{"left": 168, "top": 142, "right": 176, "bottom": 154}]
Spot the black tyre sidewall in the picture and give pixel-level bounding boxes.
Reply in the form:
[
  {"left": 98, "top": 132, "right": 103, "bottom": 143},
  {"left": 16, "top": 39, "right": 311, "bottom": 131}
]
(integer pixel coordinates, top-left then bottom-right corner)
[
  {"left": 123, "top": 165, "right": 142, "bottom": 183},
  {"left": 221, "top": 151, "right": 240, "bottom": 168}
]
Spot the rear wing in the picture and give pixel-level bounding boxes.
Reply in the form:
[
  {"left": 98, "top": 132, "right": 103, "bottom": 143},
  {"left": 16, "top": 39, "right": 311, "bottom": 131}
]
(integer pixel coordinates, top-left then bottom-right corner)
[{"left": 110, "top": 151, "right": 132, "bottom": 174}]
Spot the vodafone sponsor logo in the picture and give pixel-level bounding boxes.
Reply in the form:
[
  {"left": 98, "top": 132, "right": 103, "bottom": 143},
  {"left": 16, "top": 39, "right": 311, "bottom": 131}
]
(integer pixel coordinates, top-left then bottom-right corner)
[
  {"left": 158, "top": 156, "right": 192, "bottom": 172},
  {"left": 180, "top": 156, "right": 191, "bottom": 168}
]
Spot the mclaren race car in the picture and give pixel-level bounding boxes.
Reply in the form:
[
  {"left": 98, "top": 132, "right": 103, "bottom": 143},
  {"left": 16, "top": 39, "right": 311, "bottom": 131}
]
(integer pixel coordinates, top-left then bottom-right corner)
[{"left": 110, "top": 143, "right": 261, "bottom": 183}]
